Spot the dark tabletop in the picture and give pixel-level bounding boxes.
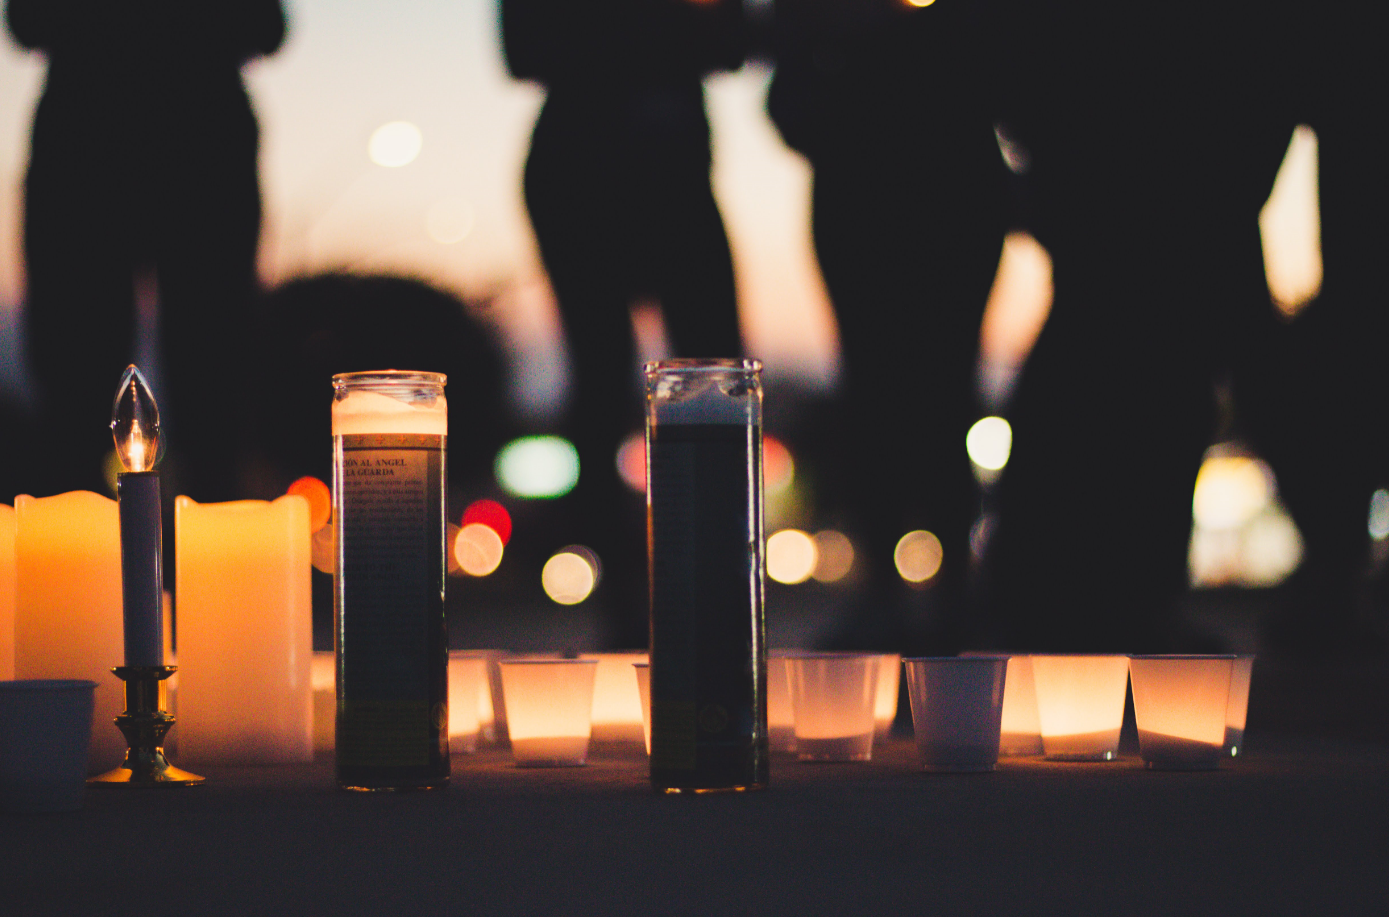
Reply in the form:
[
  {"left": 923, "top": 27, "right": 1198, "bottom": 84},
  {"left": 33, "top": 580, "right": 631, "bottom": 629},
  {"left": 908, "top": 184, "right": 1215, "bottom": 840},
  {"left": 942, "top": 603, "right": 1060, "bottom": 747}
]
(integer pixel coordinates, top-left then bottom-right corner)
[{"left": 4, "top": 727, "right": 1388, "bottom": 917}]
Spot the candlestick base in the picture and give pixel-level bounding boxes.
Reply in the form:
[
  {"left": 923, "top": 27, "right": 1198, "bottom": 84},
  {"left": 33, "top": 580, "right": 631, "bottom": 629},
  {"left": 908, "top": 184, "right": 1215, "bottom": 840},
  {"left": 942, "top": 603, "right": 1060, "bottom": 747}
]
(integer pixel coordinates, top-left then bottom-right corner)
[{"left": 89, "top": 666, "right": 204, "bottom": 787}]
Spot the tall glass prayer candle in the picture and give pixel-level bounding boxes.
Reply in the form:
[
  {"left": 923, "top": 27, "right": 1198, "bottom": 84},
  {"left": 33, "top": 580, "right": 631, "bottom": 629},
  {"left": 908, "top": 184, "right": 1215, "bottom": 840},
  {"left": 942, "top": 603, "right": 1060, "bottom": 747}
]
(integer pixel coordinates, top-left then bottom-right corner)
[
  {"left": 332, "top": 371, "right": 449, "bottom": 791},
  {"left": 110, "top": 365, "right": 163, "bottom": 667},
  {"left": 645, "top": 359, "right": 768, "bottom": 793}
]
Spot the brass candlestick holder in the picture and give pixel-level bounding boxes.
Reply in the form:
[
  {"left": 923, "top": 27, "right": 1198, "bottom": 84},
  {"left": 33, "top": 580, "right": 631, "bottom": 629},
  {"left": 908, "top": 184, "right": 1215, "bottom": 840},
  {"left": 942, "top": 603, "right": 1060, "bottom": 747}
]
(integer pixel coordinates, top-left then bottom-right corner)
[{"left": 89, "top": 666, "right": 204, "bottom": 786}]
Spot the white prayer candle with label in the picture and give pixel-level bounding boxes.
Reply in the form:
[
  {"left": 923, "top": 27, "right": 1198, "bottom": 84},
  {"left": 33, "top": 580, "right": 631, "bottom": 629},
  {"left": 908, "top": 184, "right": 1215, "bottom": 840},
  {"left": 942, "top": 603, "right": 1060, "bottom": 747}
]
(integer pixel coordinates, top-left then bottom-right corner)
[
  {"left": 332, "top": 371, "right": 449, "bottom": 791},
  {"left": 13, "top": 492, "right": 126, "bottom": 772},
  {"left": 175, "top": 495, "right": 313, "bottom": 764}
]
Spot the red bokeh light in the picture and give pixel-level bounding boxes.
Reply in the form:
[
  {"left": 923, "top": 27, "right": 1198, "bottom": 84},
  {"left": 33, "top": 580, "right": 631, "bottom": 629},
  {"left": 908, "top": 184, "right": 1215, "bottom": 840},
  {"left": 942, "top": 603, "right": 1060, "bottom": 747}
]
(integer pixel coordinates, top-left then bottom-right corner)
[
  {"left": 462, "top": 498, "right": 512, "bottom": 545},
  {"left": 287, "top": 476, "right": 332, "bottom": 532}
]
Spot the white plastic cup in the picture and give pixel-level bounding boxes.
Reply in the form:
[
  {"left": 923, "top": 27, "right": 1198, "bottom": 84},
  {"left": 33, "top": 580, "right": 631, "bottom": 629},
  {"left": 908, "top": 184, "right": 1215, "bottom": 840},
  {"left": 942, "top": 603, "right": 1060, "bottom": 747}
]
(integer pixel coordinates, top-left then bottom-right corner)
[
  {"left": 1130, "top": 655, "right": 1234, "bottom": 771},
  {"left": 1030, "top": 655, "right": 1130, "bottom": 761},
  {"left": 1224, "top": 655, "right": 1255, "bottom": 758},
  {"left": 788, "top": 653, "right": 879, "bottom": 762},
  {"left": 632, "top": 662, "right": 651, "bottom": 755},
  {"left": 498, "top": 659, "right": 598, "bottom": 766},
  {"left": 448, "top": 652, "right": 491, "bottom": 754},
  {"left": 904, "top": 657, "right": 1008, "bottom": 772},
  {"left": 873, "top": 653, "right": 902, "bottom": 741},
  {"left": 0, "top": 679, "right": 97, "bottom": 812},
  {"left": 767, "top": 651, "right": 796, "bottom": 753}
]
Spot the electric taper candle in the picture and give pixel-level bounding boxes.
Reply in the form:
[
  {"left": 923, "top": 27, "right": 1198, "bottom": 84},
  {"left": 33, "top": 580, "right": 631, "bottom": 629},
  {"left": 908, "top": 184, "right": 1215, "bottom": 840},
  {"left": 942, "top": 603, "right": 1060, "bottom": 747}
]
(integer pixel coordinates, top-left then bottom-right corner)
[{"left": 111, "top": 365, "right": 163, "bottom": 668}]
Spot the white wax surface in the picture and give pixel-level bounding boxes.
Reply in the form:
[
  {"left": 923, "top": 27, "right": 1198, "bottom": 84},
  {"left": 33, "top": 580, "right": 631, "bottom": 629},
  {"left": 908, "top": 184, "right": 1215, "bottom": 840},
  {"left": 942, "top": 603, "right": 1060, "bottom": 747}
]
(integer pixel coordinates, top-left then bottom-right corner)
[
  {"left": 175, "top": 495, "right": 313, "bottom": 765},
  {"left": 333, "top": 389, "right": 447, "bottom": 436}
]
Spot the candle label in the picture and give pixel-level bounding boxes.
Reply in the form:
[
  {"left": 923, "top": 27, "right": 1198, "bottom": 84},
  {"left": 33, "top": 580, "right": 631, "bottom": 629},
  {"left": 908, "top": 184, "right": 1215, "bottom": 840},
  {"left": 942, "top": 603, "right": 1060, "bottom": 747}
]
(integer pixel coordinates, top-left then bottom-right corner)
[{"left": 335, "top": 433, "right": 448, "bottom": 771}]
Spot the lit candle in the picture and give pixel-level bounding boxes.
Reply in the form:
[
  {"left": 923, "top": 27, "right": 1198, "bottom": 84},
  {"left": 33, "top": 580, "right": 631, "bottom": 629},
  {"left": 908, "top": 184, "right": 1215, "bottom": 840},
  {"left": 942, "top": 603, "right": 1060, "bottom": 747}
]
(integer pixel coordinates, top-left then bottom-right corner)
[
  {"left": 110, "top": 365, "right": 163, "bottom": 667},
  {"left": 1, "top": 504, "right": 14, "bottom": 680},
  {"left": 13, "top": 491, "right": 126, "bottom": 771},
  {"left": 174, "top": 495, "right": 313, "bottom": 764}
]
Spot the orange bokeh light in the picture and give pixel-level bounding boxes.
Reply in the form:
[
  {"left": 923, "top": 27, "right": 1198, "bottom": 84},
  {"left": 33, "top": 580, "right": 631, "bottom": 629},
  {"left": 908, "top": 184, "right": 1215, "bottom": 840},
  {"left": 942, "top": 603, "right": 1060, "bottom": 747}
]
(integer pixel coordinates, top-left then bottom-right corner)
[
  {"left": 287, "top": 476, "right": 331, "bottom": 532},
  {"left": 462, "top": 498, "right": 512, "bottom": 545}
]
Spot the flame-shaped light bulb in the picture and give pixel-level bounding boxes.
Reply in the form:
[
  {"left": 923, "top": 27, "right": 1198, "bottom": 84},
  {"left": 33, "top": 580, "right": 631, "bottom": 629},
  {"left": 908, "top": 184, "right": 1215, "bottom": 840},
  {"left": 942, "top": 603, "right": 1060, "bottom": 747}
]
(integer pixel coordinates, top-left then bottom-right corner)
[{"left": 111, "top": 364, "right": 162, "bottom": 473}]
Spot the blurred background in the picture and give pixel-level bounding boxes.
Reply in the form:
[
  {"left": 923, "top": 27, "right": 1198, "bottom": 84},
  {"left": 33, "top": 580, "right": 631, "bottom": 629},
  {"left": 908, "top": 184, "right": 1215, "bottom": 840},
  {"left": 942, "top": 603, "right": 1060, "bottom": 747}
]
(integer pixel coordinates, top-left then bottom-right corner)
[{"left": 0, "top": 0, "right": 1341, "bottom": 653}]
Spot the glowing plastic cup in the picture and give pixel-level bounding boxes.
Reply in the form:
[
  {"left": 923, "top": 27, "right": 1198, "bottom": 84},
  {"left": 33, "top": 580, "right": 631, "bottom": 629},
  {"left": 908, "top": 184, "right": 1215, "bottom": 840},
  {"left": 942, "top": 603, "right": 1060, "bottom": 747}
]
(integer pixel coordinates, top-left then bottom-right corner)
[
  {"left": 447, "top": 652, "right": 491, "bottom": 754},
  {"left": 1129, "top": 655, "right": 1234, "bottom": 770},
  {"left": 0, "top": 679, "right": 96, "bottom": 812},
  {"left": 632, "top": 662, "right": 651, "bottom": 755},
  {"left": 998, "top": 655, "right": 1044, "bottom": 756},
  {"left": 1031, "top": 655, "right": 1130, "bottom": 761},
  {"left": 789, "top": 653, "right": 879, "bottom": 762},
  {"left": 1224, "top": 655, "right": 1255, "bottom": 758},
  {"left": 498, "top": 659, "right": 598, "bottom": 766},
  {"left": 768, "top": 651, "right": 797, "bottom": 753},
  {"left": 904, "top": 657, "right": 1008, "bottom": 772},
  {"left": 874, "top": 653, "right": 902, "bottom": 741},
  {"left": 580, "top": 652, "right": 648, "bottom": 744}
]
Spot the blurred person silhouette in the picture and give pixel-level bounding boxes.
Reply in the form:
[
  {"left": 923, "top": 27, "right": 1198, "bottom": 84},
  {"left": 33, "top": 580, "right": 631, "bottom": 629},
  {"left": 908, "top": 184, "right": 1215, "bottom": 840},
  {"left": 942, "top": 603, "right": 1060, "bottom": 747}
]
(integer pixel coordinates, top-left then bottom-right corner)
[
  {"left": 502, "top": 0, "right": 747, "bottom": 647},
  {"left": 249, "top": 274, "right": 509, "bottom": 503},
  {"left": 766, "top": 0, "right": 1010, "bottom": 652},
  {"left": 6, "top": 0, "right": 285, "bottom": 500},
  {"left": 1236, "top": 7, "right": 1389, "bottom": 655},
  {"left": 982, "top": 1, "right": 1296, "bottom": 651}
]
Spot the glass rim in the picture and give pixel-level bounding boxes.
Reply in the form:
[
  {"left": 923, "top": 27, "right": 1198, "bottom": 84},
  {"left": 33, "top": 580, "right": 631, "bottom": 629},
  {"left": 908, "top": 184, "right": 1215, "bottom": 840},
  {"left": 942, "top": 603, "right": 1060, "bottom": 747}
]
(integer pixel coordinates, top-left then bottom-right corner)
[
  {"left": 1128, "top": 654, "right": 1240, "bottom": 661},
  {"left": 903, "top": 655, "right": 1009, "bottom": 663},
  {"left": 643, "top": 358, "right": 762, "bottom": 376},
  {"left": 332, "top": 370, "right": 447, "bottom": 388}
]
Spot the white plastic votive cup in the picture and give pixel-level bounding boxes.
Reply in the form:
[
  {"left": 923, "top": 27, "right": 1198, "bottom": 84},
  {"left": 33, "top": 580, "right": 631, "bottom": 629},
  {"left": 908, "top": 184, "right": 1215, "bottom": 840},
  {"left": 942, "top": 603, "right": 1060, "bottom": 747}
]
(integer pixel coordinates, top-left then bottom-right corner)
[
  {"left": 498, "top": 659, "right": 598, "bottom": 766},
  {"left": 632, "top": 662, "right": 651, "bottom": 755},
  {"left": 1223, "top": 654, "right": 1255, "bottom": 758},
  {"left": 0, "top": 679, "right": 97, "bottom": 812},
  {"left": 788, "top": 653, "right": 879, "bottom": 762},
  {"left": 1030, "top": 655, "right": 1130, "bottom": 761},
  {"left": 1129, "top": 655, "right": 1234, "bottom": 771},
  {"left": 904, "top": 657, "right": 1008, "bottom": 772}
]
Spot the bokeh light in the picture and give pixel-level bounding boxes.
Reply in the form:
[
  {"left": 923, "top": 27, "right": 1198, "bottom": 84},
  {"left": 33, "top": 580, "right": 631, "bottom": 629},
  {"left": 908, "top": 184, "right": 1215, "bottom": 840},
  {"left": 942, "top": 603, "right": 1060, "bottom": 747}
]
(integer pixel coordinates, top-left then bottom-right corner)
[
  {"left": 462, "top": 498, "right": 512, "bottom": 545},
  {"left": 1370, "top": 490, "right": 1389, "bottom": 541},
  {"left": 905, "top": 0, "right": 937, "bottom": 7},
  {"left": 811, "top": 530, "right": 855, "bottom": 583},
  {"left": 542, "top": 548, "right": 599, "bottom": 605},
  {"left": 764, "top": 435, "right": 794, "bottom": 495},
  {"left": 495, "top": 436, "right": 580, "bottom": 498},
  {"left": 895, "top": 530, "right": 943, "bottom": 584},
  {"left": 966, "top": 416, "right": 1013, "bottom": 472},
  {"left": 455, "top": 523, "right": 504, "bottom": 577},
  {"left": 368, "top": 121, "right": 423, "bottom": 167},
  {"left": 617, "top": 432, "right": 645, "bottom": 493},
  {"left": 1192, "top": 456, "right": 1271, "bottom": 531},
  {"left": 426, "top": 196, "right": 475, "bottom": 244},
  {"left": 767, "top": 529, "right": 817, "bottom": 585},
  {"left": 445, "top": 523, "right": 462, "bottom": 575},
  {"left": 287, "top": 476, "right": 332, "bottom": 531}
]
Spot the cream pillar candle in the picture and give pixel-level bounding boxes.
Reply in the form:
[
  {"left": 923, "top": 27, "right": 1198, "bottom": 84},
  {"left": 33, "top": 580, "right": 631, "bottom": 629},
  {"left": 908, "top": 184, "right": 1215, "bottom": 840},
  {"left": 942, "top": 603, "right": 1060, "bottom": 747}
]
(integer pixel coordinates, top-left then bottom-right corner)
[
  {"left": 13, "top": 492, "right": 126, "bottom": 772},
  {"left": 1, "top": 505, "right": 14, "bottom": 680},
  {"left": 175, "top": 495, "right": 313, "bottom": 764}
]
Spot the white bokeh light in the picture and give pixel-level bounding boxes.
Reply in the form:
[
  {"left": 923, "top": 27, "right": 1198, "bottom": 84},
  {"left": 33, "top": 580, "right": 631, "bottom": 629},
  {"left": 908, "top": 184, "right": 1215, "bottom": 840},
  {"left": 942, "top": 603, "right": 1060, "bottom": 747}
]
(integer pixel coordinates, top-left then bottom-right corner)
[{"left": 368, "top": 121, "right": 423, "bottom": 168}]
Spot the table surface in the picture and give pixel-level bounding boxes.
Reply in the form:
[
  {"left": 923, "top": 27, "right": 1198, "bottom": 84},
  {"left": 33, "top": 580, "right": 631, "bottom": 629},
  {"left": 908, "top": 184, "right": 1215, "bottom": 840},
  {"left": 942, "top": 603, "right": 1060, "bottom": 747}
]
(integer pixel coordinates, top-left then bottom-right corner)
[{"left": 4, "top": 732, "right": 1388, "bottom": 917}]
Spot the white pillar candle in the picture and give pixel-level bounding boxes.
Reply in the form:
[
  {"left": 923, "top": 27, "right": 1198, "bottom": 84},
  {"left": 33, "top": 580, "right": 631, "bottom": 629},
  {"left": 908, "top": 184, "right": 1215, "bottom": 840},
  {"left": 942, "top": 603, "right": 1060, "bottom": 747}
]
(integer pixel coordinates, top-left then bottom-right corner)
[
  {"left": 175, "top": 495, "right": 313, "bottom": 764},
  {"left": 13, "top": 492, "right": 126, "bottom": 772},
  {"left": 1, "top": 505, "right": 14, "bottom": 680}
]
